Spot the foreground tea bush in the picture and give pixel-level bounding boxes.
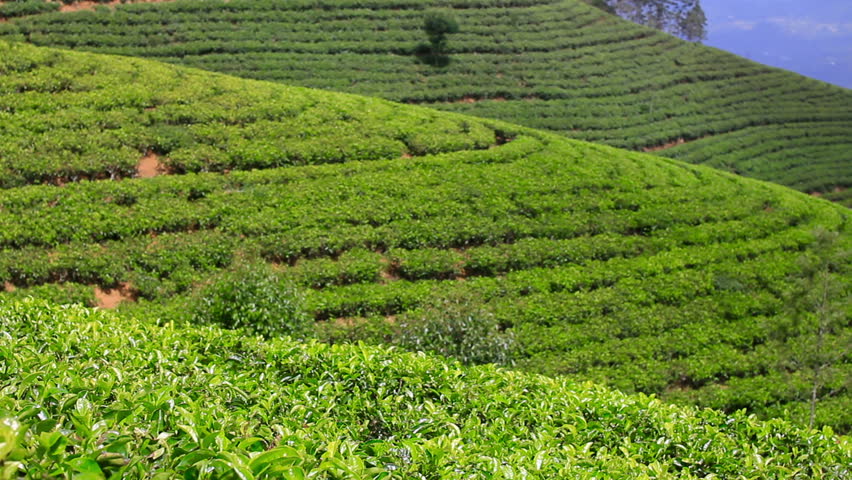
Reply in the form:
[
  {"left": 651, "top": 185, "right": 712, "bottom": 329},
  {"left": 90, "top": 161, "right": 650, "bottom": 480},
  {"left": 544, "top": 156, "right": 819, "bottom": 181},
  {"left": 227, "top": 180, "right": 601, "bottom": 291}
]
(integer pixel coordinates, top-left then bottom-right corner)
[{"left": 0, "top": 299, "right": 849, "bottom": 479}]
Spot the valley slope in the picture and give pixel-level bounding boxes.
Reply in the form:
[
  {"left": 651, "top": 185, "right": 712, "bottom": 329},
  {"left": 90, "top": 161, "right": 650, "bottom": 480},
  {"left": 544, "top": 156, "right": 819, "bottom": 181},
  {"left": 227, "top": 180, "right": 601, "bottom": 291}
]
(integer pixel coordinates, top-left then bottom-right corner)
[
  {"left": 1, "top": 0, "right": 851, "bottom": 204},
  {"left": 1, "top": 40, "right": 850, "bottom": 433}
]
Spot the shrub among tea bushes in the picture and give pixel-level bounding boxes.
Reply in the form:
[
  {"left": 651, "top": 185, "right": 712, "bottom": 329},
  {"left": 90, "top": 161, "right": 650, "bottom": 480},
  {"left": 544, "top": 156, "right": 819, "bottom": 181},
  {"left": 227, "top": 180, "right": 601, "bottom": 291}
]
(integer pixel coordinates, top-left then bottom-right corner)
[
  {"left": 395, "top": 295, "right": 516, "bottom": 366},
  {"left": 191, "top": 263, "right": 312, "bottom": 339}
]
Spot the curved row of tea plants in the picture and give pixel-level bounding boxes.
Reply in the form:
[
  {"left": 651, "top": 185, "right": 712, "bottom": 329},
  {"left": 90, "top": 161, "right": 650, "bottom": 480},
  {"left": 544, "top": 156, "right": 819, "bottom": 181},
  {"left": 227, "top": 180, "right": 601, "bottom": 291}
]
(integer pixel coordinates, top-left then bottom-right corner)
[
  {"left": 2, "top": 0, "right": 850, "bottom": 201},
  {"left": 0, "top": 41, "right": 849, "bottom": 433},
  {"left": 0, "top": 40, "right": 498, "bottom": 187},
  {"left": 1, "top": 127, "right": 849, "bottom": 431},
  {"left": 1, "top": 298, "right": 850, "bottom": 479}
]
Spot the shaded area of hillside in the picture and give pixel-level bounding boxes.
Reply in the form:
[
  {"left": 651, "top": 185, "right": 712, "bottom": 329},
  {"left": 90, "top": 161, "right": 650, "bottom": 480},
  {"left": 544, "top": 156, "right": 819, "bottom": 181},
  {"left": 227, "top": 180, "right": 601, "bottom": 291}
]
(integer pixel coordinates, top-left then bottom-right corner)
[
  {"left": 1, "top": 0, "right": 850, "bottom": 204},
  {"left": 1, "top": 42, "right": 850, "bottom": 432}
]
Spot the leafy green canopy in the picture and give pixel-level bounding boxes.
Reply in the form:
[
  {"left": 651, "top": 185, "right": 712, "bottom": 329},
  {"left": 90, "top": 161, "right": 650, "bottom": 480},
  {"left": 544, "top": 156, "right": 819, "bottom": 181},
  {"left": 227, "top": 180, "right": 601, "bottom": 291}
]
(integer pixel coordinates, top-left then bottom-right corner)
[
  {"left": 0, "top": 40, "right": 850, "bottom": 432},
  {"left": 0, "top": 40, "right": 497, "bottom": 187},
  {"left": 0, "top": 37, "right": 849, "bottom": 434},
  {"left": 0, "top": 299, "right": 850, "bottom": 479},
  {"left": 1, "top": 0, "right": 850, "bottom": 203}
]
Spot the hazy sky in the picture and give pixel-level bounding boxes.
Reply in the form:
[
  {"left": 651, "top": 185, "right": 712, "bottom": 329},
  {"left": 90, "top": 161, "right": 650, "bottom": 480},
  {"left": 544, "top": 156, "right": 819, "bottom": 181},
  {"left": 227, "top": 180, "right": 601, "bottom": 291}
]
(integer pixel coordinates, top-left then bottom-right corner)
[{"left": 702, "top": 0, "right": 852, "bottom": 89}]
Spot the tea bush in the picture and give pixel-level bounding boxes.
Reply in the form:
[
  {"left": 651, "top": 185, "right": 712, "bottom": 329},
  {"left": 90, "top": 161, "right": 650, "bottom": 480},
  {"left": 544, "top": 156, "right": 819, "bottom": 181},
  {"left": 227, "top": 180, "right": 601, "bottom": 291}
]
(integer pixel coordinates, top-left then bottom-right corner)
[
  {"left": 0, "top": 299, "right": 849, "bottom": 479},
  {"left": 0, "top": 41, "right": 849, "bottom": 433},
  {"left": 395, "top": 295, "right": 516, "bottom": 366},
  {"left": 191, "top": 263, "right": 312, "bottom": 339}
]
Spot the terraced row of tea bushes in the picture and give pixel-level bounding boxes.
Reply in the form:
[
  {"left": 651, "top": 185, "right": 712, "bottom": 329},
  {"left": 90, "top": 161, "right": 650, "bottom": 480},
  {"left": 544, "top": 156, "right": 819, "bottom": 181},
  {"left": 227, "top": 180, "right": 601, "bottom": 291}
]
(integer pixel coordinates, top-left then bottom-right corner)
[
  {"left": 0, "top": 39, "right": 849, "bottom": 431},
  {"left": 2, "top": 299, "right": 849, "bottom": 478},
  {"left": 662, "top": 123, "right": 852, "bottom": 196},
  {"left": 1, "top": 127, "right": 849, "bottom": 431},
  {"left": 0, "top": 40, "right": 499, "bottom": 187},
  {"left": 0, "top": 0, "right": 59, "bottom": 20},
  {"left": 3, "top": 0, "right": 850, "bottom": 200}
]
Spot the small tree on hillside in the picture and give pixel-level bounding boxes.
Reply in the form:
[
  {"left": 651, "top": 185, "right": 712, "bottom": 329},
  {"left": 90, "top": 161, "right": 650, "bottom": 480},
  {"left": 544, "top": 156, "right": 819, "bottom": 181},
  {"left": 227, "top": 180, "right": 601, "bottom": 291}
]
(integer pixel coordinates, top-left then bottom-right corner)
[
  {"left": 776, "top": 227, "right": 850, "bottom": 428},
  {"left": 422, "top": 12, "right": 459, "bottom": 57}
]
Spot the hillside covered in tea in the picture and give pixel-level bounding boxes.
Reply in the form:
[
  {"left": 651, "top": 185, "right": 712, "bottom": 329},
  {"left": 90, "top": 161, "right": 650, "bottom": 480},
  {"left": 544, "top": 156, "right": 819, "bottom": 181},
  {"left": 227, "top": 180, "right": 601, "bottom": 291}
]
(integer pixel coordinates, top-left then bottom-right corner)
[
  {"left": 0, "top": 41, "right": 849, "bottom": 435},
  {"left": 1, "top": 0, "right": 850, "bottom": 204},
  {"left": 2, "top": 299, "right": 849, "bottom": 479}
]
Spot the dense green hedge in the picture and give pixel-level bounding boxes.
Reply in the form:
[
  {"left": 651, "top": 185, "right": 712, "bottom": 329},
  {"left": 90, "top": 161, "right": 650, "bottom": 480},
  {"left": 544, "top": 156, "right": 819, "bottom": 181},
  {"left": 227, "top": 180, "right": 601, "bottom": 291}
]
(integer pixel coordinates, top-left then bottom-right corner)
[
  {"left": 1, "top": 299, "right": 850, "bottom": 479},
  {"left": 0, "top": 40, "right": 498, "bottom": 187}
]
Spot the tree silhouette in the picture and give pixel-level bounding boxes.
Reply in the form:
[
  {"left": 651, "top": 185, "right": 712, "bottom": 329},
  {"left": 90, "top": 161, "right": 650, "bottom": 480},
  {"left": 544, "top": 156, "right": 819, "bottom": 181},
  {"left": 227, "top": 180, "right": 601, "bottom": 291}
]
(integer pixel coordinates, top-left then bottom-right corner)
[{"left": 417, "top": 12, "right": 459, "bottom": 67}]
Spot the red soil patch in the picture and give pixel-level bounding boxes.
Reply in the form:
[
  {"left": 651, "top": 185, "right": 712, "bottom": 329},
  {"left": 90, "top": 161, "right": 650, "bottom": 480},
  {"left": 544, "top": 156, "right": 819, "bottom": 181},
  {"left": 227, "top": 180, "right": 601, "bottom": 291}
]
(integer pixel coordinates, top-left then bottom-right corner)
[
  {"left": 94, "top": 282, "right": 136, "bottom": 309},
  {"left": 59, "top": 0, "right": 173, "bottom": 13},
  {"left": 454, "top": 96, "right": 509, "bottom": 104},
  {"left": 810, "top": 186, "right": 846, "bottom": 198},
  {"left": 643, "top": 137, "right": 687, "bottom": 153},
  {"left": 3, "top": 281, "right": 15, "bottom": 293},
  {"left": 643, "top": 134, "right": 713, "bottom": 153},
  {"left": 379, "top": 269, "right": 399, "bottom": 283},
  {"left": 333, "top": 315, "right": 396, "bottom": 327},
  {"left": 136, "top": 151, "right": 166, "bottom": 178},
  {"left": 333, "top": 317, "right": 358, "bottom": 327},
  {"left": 378, "top": 256, "right": 400, "bottom": 283}
]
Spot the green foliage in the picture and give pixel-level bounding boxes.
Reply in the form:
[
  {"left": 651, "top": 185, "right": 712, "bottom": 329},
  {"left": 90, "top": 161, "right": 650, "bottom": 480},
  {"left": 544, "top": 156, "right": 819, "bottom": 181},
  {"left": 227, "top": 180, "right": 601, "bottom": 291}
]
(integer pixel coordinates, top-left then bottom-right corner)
[
  {"left": 0, "top": 40, "right": 849, "bottom": 433},
  {"left": 1, "top": 299, "right": 850, "bottom": 479},
  {"left": 774, "top": 227, "right": 851, "bottom": 428},
  {"left": 1, "top": 0, "right": 849, "bottom": 200},
  {"left": 191, "top": 263, "right": 313, "bottom": 340},
  {"left": 0, "top": 0, "right": 58, "bottom": 20},
  {"left": 0, "top": 40, "right": 496, "bottom": 187},
  {"left": 395, "top": 295, "right": 516, "bottom": 366}
]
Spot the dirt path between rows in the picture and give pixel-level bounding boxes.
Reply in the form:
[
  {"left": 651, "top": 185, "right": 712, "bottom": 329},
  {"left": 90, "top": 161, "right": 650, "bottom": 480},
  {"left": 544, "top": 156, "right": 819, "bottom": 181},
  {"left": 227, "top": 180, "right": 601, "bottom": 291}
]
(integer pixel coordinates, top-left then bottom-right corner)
[
  {"left": 59, "top": 0, "right": 174, "bottom": 13},
  {"left": 136, "top": 151, "right": 166, "bottom": 178},
  {"left": 642, "top": 134, "right": 714, "bottom": 153},
  {"left": 643, "top": 137, "right": 687, "bottom": 152},
  {"left": 94, "top": 282, "right": 136, "bottom": 309}
]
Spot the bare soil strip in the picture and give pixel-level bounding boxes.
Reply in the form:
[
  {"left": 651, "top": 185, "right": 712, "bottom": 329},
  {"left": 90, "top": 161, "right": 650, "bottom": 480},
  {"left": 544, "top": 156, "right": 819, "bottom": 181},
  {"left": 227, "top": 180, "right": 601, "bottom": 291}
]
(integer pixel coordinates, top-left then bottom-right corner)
[
  {"left": 94, "top": 282, "right": 136, "bottom": 309},
  {"left": 136, "top": 151, "right": 165, "bottom": 178},
  {"left": 59, "top": 0, "right": 173, "bottom": 13},
  {"left": 643, "top": 137, "right": 687, "bottom": 152}
]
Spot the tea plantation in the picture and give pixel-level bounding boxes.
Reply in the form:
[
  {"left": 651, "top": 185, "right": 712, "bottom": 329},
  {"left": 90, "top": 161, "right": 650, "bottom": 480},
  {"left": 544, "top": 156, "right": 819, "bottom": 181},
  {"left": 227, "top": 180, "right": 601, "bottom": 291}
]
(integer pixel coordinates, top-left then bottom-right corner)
[
  {"left": 1, "top": 0, "right": 850, "bottom": 204},
  {"left": 0, "top": 41, "right": 850, "bottom": 443},
  {"left": 2, "top": 299, "right": 852, "bottom": 478}
]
